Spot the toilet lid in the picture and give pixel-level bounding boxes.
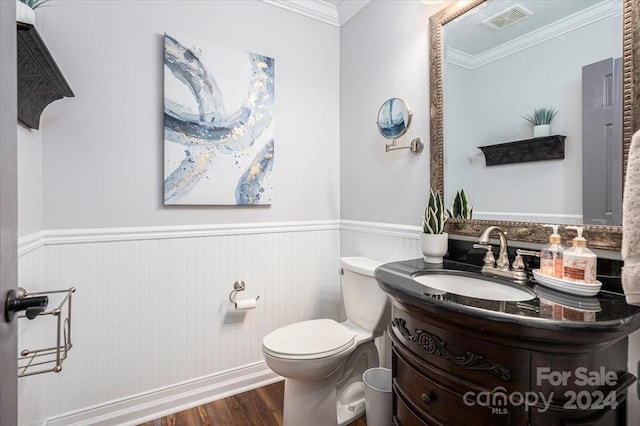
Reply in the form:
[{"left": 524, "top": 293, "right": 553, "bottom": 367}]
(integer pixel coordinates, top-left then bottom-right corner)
[{"left": 262, "top": 319, "right": 355, "bottom": 359}]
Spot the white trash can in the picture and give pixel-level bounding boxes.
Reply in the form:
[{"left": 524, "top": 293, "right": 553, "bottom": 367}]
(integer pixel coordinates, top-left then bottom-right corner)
[{"left": 362, "top": 367, "right": 392, "bottom": 426}]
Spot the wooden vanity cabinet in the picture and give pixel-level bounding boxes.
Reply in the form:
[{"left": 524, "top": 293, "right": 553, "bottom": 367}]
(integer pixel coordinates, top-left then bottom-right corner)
[{"left": 389, "top": 302, "right": 634, "bottom": 426}]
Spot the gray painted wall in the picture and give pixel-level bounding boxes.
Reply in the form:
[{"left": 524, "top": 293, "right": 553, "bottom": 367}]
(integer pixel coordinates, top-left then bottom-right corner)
[
  {"left": 30, "top": 0, "right": 340, "bottom": 231},
  {"left": 340, "top": 0, "right": 437, "bottom": 226},
  {"left": 17, "top": 126, "right": 42, "bottom": 237}
]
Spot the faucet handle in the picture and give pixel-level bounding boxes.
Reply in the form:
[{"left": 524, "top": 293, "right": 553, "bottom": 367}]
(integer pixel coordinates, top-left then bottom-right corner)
[
  {"left": 513, "top": 249, "right": 540, "bottom": 269},
  {"left": 473, "top": 243, "right": 495, "bottom": 267},
  {"left": 512, "top": 249, "right": 540, "bottom": 282},
  {"left": 515, "top": 249, "right": 540, "bottom": 263},
  {"left": 473, "top": 243, "right": 491, "bottom": 251},
  {"left": 516, "top": 249, "right": 540, "bottom": 257},
  {"left": 512, "top": 254, "right": 525, "bottom": 270}
]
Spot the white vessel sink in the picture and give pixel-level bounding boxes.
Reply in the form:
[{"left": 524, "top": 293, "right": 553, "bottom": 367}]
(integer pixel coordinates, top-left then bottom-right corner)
[{"left": 412, "top": 273, "right": 535, "bottom": 302}]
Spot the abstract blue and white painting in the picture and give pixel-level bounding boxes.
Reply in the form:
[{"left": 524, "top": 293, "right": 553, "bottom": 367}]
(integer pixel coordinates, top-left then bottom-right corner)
[{"left": 164, "top": 33, "right": 274, "bottom": 205}]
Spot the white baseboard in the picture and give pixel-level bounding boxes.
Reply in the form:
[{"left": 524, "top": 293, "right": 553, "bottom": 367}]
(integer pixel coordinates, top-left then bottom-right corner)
[{"left": 44, "top": 362, "right": 282, "bottom": 426}]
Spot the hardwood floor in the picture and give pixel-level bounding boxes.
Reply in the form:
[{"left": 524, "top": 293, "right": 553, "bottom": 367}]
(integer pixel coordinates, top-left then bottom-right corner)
[{"left": 138, "top": 381, "right": 367, "bottom": 426}]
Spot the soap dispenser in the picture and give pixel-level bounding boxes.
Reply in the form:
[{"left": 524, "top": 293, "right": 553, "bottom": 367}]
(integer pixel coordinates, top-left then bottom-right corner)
[
  {"left": 562, "top": 226, "right": 597, "bottom": 284},
  {"left": 540, "top": 224, "right": 566, "bottom": 278}
]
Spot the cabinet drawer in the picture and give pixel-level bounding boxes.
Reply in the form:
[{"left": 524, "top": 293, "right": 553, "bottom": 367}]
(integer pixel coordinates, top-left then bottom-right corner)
[
  {"left": 395, "top": 389, "right": 430, "bottom": 426},
  {"left": 394, "top": 348, "right": 513, "bottom": 426},
  {"left": 390, "top": 306, "right": 529, "bottom": 393}
]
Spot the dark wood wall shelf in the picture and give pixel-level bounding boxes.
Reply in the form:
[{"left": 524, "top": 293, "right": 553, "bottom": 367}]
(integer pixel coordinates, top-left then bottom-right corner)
[
  {"left": 17, "top": 22, "right": 73, "bottom": 130},
  {"left": 478, "top": 135, "right": 566, "bottom": 166}
]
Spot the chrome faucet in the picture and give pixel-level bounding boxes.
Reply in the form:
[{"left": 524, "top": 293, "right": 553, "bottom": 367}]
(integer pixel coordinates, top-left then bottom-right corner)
[{"left": 474, "top": 226, "right": 528, "bottom": 283}]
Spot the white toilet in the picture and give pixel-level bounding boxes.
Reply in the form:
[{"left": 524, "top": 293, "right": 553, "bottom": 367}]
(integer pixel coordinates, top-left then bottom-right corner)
[{"left": 262, "top": 257, "right": 390, "bottom": 426}]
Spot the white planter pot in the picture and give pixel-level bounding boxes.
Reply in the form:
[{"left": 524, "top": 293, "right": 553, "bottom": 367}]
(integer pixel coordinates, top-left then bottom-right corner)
[
  {"left": 16, "top": 1, "right": 36, "bottom": 25},
  {"left": 533, "top": 124, "right": 551, "bottom": 137},
  {"left": 420, "top": 232, "right": 448, "bottom": 264}
]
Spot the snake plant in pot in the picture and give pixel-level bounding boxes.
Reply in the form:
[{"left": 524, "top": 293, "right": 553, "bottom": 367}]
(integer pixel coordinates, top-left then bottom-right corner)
[
  {"left": 447, "top": 189, "right": 473, "bottom": 219},
  {"left": 421, "top": 189, "right": 448, "bottom": 263}
]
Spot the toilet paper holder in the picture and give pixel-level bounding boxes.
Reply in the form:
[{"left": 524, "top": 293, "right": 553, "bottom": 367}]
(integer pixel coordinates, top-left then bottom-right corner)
[{"left": 228, "top": 280, "right": 260, "bottom": 304}]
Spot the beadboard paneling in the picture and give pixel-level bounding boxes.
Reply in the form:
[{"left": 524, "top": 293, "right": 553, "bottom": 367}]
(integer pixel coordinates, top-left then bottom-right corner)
[
  {"left": 340, "top": 220, "right": 422, "bottom": 263},
  {"left": 17, "top": 223, "right": 340, "bottom": 426},
  {"left": 339, "top": 220, "right": 422, "bottom": 370}
]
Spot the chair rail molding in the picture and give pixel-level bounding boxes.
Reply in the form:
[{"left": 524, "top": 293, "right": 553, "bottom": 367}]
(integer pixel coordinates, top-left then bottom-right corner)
[{"left": 18, "top": 220, "right": 341, "bottom": 256}]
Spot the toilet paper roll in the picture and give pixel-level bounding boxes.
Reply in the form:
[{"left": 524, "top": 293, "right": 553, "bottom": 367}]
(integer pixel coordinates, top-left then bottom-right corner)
[{"left": 234, "top": 298, "right": 257, "bottom": 310}]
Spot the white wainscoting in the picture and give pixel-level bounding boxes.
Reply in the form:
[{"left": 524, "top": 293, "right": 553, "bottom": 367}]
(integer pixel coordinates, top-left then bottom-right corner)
[
  {"left": 17, "top": 221, "right": 340, "bottom": 426},
  {"left": 340, "top": 220, "right": 422, "bottom": 263},
  {"left": 23, "top": 220, "right": 635, "bottom": 425},
  {"left": 340, "top": 220, "right": 423, "bottom": 370}
]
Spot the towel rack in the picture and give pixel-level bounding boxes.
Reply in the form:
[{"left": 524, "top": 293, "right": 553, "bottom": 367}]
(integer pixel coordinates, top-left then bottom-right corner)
[{"left": 17, "top": 287, "right": 76, "bottom": 378}]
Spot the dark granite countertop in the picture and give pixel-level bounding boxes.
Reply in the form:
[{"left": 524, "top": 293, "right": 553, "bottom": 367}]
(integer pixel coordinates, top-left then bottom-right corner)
[{"left": 375, "top": 258, "right": 640, "bottom": 335}]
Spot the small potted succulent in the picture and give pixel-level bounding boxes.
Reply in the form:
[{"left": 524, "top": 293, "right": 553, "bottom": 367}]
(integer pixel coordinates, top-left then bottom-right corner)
[
  {"left": 523, "top": 107, "right": 558, "bottom": 137},
  {"left": 446, "top": 189, "right": 473, "bottom": 219},
  {"left": 421, "top": 189, "right": 448, "bottom": 263}
]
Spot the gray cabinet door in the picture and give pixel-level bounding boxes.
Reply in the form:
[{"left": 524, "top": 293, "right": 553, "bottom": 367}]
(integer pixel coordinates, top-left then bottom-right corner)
[{"left": 0, "top": 1, "right": 18, "bottom": 424}]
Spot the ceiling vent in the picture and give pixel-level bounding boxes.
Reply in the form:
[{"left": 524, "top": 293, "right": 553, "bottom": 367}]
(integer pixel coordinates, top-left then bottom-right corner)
[{"left": 483, "top": 5, "right": 532, "bottom": 31}]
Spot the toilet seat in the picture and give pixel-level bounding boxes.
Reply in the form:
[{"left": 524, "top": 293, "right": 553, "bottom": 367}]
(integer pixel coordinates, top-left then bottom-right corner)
[{"left": 263, "top": 319, "right": 355, "bottom": 360}]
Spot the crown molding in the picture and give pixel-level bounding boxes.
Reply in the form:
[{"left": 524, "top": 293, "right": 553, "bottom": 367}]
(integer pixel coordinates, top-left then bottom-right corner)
[
  {"left": 446, "top": 0, "right": 621, "bottom": 70},
  {"left": 261, "top": 0, "right": 369, "bottom": 27},
  {"left": 336, "top": 0, "right": 370, "bottom": 26}
]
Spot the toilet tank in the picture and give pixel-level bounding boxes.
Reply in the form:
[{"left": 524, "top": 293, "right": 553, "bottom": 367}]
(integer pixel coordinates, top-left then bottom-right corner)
[{"left": 340, "top": 257, "right": 390, "bottom": 333}]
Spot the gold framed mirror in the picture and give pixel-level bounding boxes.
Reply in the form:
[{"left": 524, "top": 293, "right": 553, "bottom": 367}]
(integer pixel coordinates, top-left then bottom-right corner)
[{"left": 429, "top": 0, "right": 640, "bottom": 251}]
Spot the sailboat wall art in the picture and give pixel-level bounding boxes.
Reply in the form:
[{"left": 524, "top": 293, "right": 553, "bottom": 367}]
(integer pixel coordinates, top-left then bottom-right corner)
[{"left": 163, "top": 33, "right": 275, "bottom": 205}]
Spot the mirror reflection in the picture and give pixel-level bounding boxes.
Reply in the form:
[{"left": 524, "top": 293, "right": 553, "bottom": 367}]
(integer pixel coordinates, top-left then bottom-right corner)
[
  {"left": 442, "top": 0, "right": 623, "bottom": 226},
  {"left": 377, "top": 98, "right": 412, "bottom": 140}
]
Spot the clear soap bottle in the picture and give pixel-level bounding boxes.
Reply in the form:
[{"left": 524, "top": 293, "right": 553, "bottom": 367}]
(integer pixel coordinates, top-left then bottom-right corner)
[
  {"left": 540, "top": 224, "right": 566, "bottom": 278},
  {"left": 562, "top": 226, "right": 597, "bottom": 284}
]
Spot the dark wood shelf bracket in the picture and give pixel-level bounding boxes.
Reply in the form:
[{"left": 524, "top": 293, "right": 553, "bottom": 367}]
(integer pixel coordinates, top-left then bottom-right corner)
[{"left": 17, "top": 22, "right": 74, "bottom": 130}]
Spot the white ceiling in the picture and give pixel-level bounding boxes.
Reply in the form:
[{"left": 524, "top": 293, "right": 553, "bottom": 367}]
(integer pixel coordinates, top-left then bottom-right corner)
[
  {"left": 261, "top": 0, "right": 371, "bottom": 27},
  {"left": 445, "top": 0, "right": 618, "bottom": 56},
  {"left": 260, "top": 0, "right": 619, "bottom": 38}
]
